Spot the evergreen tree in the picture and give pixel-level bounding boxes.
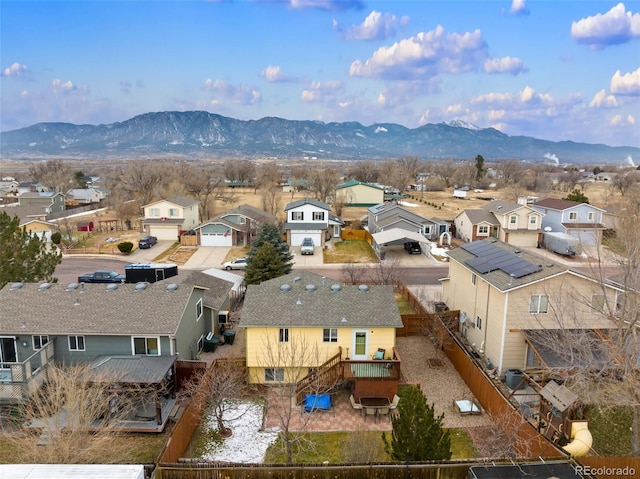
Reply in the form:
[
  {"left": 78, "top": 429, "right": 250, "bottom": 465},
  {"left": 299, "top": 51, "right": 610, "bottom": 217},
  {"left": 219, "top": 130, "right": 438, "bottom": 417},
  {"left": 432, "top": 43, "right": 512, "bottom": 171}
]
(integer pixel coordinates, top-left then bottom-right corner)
[
  {"left": 474, "top": 154, "right": 486, "bottom": 182},
  {"left": 248, "top": 223, "right": 293, "bottom": 274},
  {"left": 565, "top": 188, "right": 590, "bottom": 204},
  {"left": 383, "top": 386, "right": 451, "bottom": 461},
  {"left": 0, "top": 211, "right": 63, "bottom": 289},
  {"left": 244, "top": 242, "right": 286, "bottom": 285}
]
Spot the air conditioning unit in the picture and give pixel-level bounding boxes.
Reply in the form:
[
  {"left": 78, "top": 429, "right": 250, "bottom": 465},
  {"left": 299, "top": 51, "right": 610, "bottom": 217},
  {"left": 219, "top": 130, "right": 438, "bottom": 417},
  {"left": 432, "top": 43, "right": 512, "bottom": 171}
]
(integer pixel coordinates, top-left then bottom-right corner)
[{"left": 218, "top": 310, "right": 229, "bottom": 324}]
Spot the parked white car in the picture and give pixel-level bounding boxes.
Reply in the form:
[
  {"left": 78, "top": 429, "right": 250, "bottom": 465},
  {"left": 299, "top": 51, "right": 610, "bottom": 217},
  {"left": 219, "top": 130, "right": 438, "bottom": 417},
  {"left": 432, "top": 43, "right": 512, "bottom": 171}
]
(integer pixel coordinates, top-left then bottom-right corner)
[
  {"left": 300, "top": 237, "right": 314, "bottom": 255},
  {"left": 223, "top": 258, "right": 248, "bottom": 270}
]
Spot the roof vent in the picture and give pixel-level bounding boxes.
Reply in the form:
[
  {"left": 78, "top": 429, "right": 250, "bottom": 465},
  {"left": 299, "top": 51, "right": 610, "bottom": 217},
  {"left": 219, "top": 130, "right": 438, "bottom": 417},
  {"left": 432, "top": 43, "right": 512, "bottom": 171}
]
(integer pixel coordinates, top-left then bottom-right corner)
[
  {"left": 514, "top": 249, "right": 521, "bottom": 254},
  {"left": 9, "top": 282, "right": 23, "bottom": 291},
  {"left": 166, "top": 283, "right": 178, "bottom": 292},
  {"left": 106, "top": 283, "right": 118, "bottom": 292},
  {"left": 293, "top": 276, "right": 301, "bottom": 283},
  {"left": 358, "top": 284, "right": 370, "bottom": 293},
  {"left": 135, "top": 282, "right": 148, "bottom": 292},
  {"left": 305, "top": 284, "right": 317, "bottom": 292},
  {"left": 296, "top": 296, "right": 302, "bottom": 305},
  {"left": 322, "top": 276, "right": 326, "bottom": 286},
  {"left": 331, "top": 284, "right": 342, "bottom": 292},
  {"left": 38, "top": 283, "right": 52, "bottom": 292},
  {"left": 280, "top": 284, "right": 291, "bottom": 292},
  {"left": 66, "top": 282, "right": 79, "bottom": 291}
]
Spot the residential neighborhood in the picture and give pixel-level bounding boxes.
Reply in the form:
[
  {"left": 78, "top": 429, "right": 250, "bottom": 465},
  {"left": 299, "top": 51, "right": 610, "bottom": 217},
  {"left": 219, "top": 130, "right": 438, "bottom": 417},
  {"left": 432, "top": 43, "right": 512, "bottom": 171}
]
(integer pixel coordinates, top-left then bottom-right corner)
[{"left": 0, "top": 157, "right": 638, "bottom": 477}]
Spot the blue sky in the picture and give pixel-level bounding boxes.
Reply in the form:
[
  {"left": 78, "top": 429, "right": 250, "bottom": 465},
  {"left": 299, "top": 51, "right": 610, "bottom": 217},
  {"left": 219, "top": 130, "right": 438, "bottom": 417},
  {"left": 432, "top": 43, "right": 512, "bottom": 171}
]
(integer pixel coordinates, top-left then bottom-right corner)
[{"left": 1, "top": 0, "right": 639, "bottom": 149}]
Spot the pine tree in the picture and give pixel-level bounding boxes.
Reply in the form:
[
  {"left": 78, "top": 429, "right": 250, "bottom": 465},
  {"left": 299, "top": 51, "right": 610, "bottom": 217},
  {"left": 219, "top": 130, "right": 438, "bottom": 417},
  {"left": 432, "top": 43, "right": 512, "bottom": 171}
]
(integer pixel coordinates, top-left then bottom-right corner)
[
  {"left": 565, "top": 188, "right": 590, "bottom": 204},
  {"left": 244, "top": 242, "right": 286, "bottom": 285},
  {"left": 0, "top": 211, "right": 63, "bottom": 289},
  {"left": 248, "top": 223, "right": 293, "bottom": 274},
  {"left": 383, "top": 386, "right": 451, "bottom": 461}
]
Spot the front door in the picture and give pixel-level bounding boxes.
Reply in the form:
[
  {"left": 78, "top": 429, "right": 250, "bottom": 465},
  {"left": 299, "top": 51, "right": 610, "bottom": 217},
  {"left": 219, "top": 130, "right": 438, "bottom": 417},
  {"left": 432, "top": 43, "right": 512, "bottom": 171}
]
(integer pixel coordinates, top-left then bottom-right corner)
[
  {"left": 352, "top": 330, "right": 369, "bottom": 360},
  {"left": 0, "top": 337, "right": 17, "bottom": 365}
]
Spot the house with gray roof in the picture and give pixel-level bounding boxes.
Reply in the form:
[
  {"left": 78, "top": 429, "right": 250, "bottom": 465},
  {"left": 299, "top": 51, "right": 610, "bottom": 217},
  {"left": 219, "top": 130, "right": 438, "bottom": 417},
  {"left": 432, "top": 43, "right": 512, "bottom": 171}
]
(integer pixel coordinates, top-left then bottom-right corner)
[
  {"left": 284, "top": 198, "right": 343, "bottom": 247},
  {"left": 530, "top": 198, "right": 606, "bottom": 246},
  {"left": 0, "top": 271, "right": 235, "bottom": 404},
  {"left": 368, "top": 201, "right": 450, "bottom": 241},
  {"left": 18, "top": 191, "right": 66, "bottom": 214},
  {"left": 194, "top": 204, "right": 278, "bottom": 247},
  {"left": 142, "top": 196, "right": 200, "bottom": 241}
]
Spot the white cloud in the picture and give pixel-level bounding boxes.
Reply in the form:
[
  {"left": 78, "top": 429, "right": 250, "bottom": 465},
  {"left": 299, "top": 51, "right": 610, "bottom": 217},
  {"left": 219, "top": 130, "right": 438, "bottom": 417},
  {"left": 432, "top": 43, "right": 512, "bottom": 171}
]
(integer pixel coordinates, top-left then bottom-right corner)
[
  {"left": 2, "top": 62, "right": 28, "bottom": 77},
  {"left": 335, "top": 10, "right": 399, "bottom": 41},
  {"left": 610, "top": 113, "right": 636, "bottom": 126},
  {"left": 261, "top": 65, "right": 289, "bottom": 82},
  {"left": 472, "top": 86, "right": 581, "bottom": 114},
  {"left": 201, "top": 79, "right": 261, "bottom": 105},
  {"left": 610, "top": 68, "right": 640, "bottom": 95},
  {"left": 509, "top": 0, "right": 529, "bottom": 16},
  {"left": 51, "top": 79, "right": 76, "bottom": 94},
  {"left": 301, "top": 80, "right": 344, "bottom": 103},
  {"left": 446, "top": 104, "right": 463, "bottom": 114},
  {"left": 349, "top": 25, "right": 488, "bottom": 80},
  {"left": 571, "top": 3, "right": 640, "bottom": 48},
  {"left": 589, "top": 89, "right": 619, "bottom": 108},
  {"left": 484, "top": 56, "right": 527, "bottom": 75}
]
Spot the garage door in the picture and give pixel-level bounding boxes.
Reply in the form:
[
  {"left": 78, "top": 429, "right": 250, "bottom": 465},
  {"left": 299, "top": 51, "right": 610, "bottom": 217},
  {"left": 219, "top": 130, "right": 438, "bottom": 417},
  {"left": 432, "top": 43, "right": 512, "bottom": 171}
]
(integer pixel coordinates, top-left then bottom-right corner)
[
  {"left": 291, "top": 232, "right": 322, "bottom": 246},
  {"left": 150, "top": 226, "right": 179, "bottom": 241},
  {"left": 201, "top": 232, "right": 233, "bottom": 247}
]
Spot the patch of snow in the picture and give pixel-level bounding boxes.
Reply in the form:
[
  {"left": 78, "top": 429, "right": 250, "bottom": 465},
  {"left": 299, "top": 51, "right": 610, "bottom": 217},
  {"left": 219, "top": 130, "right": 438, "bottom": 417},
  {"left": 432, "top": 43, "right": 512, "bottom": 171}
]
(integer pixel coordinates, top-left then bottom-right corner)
[
  {"left": 398, "top": 200, "right": 419, "bottom": 208},
  {"left": 374, "top": 126, "right": 388, "bottom": 133},
  {"left": 200, "top": 400, "right": 279, "bottom": 464}
]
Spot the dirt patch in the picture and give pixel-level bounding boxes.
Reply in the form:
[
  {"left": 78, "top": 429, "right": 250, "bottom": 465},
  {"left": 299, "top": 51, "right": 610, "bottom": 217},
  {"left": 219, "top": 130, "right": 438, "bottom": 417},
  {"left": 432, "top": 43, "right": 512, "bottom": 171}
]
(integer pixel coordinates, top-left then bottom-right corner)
[{"left": 167, "top": 247, "right": 199, "bottom": 265}]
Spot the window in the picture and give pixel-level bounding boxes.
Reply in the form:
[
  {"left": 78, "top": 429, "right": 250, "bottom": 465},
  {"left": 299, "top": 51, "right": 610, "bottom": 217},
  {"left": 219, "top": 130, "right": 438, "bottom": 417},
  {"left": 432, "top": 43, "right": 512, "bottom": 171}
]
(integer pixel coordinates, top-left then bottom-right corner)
[
  {"left": 323, "top": 328, "right": 338, "bottom": 343},
  {"left": 591, "top": 294, "right": 605, "bottom": 312},
  {"left": 196, "top": 299, "right": 203, "bottom": 321},
  {"left": 616, "top": 292, "right": 626, "bottom": 315},
  {"left": 291, "top": 212, "right": 303, "bottom": 221},
  {"left": 587, "top": 212, "right": 595, "bottom": 221},
  {"left": 33, "top": 335, "right": 49, "bottom": 350},
  {"left": 529, "top": 216, "right": 537, "bottom": 225},
  {"left": 312, "top": 211, "right": 325, "bottom": 221},
  {"left": 240, "top": 216, "right": 246, "bottom": 224},
  {"left": 169, "top": 208, "right": 179, "bottom": 217},
  {"left": 478, "top": 225, "right": 489, "bottom": 235},
  {"left": 150, "top": 208, "right": 159, "bottom": 217},
  {"left": 265, "top": 368, "right": 285, "bottom": 382},
  {"left": 424, "top": 225, "right": 433, "bottom": 236},
  {"left": 569, "top": 212, "right": 577, "bottom": 220},
  {"left": 476, "top": 316, "right": 482, "bottom": 330},
  {"left": 471, "top": 274, "right": 477, "bottom": 285},
  {"left": 529, "top": 294, "right": 549, "bottom": 314},
  {"left": 279, "top": 328, "right": 289, "bottom": 343},
  {"left": 68, "top": 336, "right": 85, "bottom": 351},
  {"left": 133, "top": 337, "right": 160, "bottom": 355},
  {"left": 509, "top": 215, "right": 518, "bottom": 225}
]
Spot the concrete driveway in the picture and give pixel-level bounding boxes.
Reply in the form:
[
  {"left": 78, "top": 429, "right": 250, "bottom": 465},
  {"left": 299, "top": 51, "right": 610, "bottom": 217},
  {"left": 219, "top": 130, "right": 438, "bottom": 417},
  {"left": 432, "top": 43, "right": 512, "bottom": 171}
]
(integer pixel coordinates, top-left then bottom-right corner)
[
  {"left": 182, "top": 246, "right": 232, "bottom": 270},
  {"left": 126, "top": 240, "right": 174, "bottom": 263}
]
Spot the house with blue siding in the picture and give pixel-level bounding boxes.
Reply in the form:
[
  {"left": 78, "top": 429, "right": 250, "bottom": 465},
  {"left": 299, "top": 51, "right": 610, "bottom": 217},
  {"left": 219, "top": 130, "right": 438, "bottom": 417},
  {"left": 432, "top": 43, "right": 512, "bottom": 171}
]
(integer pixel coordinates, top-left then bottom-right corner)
[
  {"left": 194, "top": 204, "right": 277, "bottom": 247},
  {"left": 531, "top": 198, "right": 606, "bottom": 246},
  {"left": 0, "top": 272, "right": 235, "bottom": 405},
  {"left": 368, "top": 201, "right": 449, "bottom": 241}
]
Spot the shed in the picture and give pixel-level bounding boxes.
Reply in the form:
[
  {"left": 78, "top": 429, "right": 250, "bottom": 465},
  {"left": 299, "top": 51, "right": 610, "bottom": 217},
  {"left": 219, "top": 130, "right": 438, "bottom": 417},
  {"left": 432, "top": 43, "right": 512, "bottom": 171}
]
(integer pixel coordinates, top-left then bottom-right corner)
[{"left": 77, "top": 220, "right": 94, "bottom": 232}]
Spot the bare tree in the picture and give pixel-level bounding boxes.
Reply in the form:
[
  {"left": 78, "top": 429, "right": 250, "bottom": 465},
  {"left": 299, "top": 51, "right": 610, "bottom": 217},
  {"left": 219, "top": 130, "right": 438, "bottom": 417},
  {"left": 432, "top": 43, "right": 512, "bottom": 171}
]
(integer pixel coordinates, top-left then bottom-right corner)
[
  {"left": 261, "top": 185, "right": 282, "bottom": 217},
  {"left": 224, "top": 159, "right": 255, "bottom": 184},
  {"left": 116, "top": 160, "right": 163, "bottom": 206},
  {"left": 433, "top": 159, "right": 458, "bottom": 188},
  {"left": 367, "top": 257, "right": 403, "bottom": 286},
  {"left": 347, "top": 160, "right": 380, "bottom": 184},
  {"left": 257, "top": 331, "right": 338, "bottom": 463},
  {"left": 28, "top": 159, "right": 74, "bottom": 193},
  {"left": 180, "top": 163, "right": 224, "bottom": 220},
  {"left": 496, "top": 159, "right": 525, "bottom": 187},
  {"left": 309, "top": 167, "right": 339, "bottom": 203},
  {"left": 0, "top": 364, "right": 146, "bottom": 464},
  {"left": 341, "top": 262, "right": 369, "bottom": 285}
]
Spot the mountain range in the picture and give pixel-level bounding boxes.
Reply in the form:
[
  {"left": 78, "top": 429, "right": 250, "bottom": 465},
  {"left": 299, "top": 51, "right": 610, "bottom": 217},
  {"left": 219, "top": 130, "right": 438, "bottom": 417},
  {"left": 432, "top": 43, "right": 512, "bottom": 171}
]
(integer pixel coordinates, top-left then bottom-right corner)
[{"left": 1, "top": 111, "right": 638, "bottom": 165}]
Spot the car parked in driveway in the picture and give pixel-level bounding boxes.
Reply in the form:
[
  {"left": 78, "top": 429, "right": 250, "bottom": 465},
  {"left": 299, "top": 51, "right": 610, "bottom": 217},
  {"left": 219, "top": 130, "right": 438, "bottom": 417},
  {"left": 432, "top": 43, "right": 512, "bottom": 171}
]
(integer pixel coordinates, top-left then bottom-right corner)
[
  {"left": 223, "top": 258, "right": 248, "bottom": 270},
  {"left": 404, "top": 241, "right": 422, "bottom": 254},
  {"left": 300, "top": 237, "right": 315, "bottom": 255},
  {"left": 138, "top": 235, "right": 158, "bottom": 249}
]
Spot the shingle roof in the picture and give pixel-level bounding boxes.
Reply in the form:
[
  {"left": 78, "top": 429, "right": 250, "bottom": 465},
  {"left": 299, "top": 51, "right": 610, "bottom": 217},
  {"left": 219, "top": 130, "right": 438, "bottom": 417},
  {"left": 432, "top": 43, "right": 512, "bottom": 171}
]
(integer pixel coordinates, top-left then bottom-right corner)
[
  {"left": 480, "top": 200, "right": 524, "bottom": 214},
  {"left": 284, "top": 198, "right": 330, "bottom": 211},
  {"left": 146, "top": 196, "right": 199, "bottom": 208},
  {"left": 533, "top": 198, "right": 582, "bottom": 210},
  {"left": 335, "top": 180, "right": 384, "bottom": 190},
  {"left": 221, "top": 204, "right": 277, "bottom": 223},
  {"left": 178, "top": 270, "right": 234, "bottom": 310},
  {"left": 0, "top": 281, "right": 199, "bottom": 336},
  {"left": 240, "top": 271, "right": 403, "bottom": 328},
  {"left": 462, "top": 209, "right": 499, "bottom": 225}
]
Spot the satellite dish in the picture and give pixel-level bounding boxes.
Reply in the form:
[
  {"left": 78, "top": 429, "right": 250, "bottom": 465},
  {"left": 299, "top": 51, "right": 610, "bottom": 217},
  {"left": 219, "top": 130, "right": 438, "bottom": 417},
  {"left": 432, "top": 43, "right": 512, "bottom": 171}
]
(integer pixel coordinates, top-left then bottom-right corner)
[
  {"left": 544, "top": 226, "right": 552, "bottom": 232},
  {"left": 460, "top": 312, "right": 467, "bottom": 324}
]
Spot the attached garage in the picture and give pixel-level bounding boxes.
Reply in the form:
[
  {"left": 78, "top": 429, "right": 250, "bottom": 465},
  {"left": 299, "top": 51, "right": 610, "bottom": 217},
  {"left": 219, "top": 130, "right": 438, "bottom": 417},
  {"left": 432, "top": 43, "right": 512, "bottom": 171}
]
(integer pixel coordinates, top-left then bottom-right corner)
[
  {"left": 290, "top": 231, "right": 322, "bottom": 247},
  {"left": 196, "top": 223, "right": 234, "bottom": 247},
  {"left": 150, "top": 225, "right": 180, "bottom": 241}
]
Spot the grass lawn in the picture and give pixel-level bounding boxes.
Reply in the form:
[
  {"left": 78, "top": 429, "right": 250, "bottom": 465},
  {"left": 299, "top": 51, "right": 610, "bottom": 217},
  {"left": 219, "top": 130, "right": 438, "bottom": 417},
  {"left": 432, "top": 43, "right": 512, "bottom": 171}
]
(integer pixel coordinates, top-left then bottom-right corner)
[
  {"left": 395, "top": 292, "right": 417, "bottom": 314},
  {"left": 587, "top": 404, "right": 634, "bottom": 455},
  {"left": 323, "top": 240, "right": 378, "bottom": 264}
]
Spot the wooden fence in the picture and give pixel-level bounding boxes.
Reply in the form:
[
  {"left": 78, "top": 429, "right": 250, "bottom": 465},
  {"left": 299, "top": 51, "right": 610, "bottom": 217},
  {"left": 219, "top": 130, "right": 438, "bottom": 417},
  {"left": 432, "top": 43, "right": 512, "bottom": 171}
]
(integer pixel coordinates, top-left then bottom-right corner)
[{"left": 340, "top": 229, "right": 373, "bottom": 244}]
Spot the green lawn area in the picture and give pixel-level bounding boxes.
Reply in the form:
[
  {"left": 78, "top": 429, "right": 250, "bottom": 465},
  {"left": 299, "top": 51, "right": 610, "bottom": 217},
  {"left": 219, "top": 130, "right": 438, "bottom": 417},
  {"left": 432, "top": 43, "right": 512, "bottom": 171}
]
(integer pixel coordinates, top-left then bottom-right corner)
[
  {"left": 395, "top": 292, "right": 417, "bottom": 314},
  {"left": 323, "top": 240, "right": 378, "bottom": 263},
  {"left": 587, "top": 404, "right": 634, "bottom": 455}
]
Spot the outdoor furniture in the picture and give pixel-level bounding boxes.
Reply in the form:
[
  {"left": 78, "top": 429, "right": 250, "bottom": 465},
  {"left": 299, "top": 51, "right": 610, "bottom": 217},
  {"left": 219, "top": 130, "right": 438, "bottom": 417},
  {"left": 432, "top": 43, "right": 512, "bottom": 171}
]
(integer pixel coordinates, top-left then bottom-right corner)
[
  {"left": 349, "top": 394, "right": 363, "bottom": 414},
  {"left": 360, "top": 396, "right": 390, "bottom": 422},
  {"left": 373, "top": 348, "right": 386, "bottom": 360},
  {"left": 453, "top": 399, "right": 482, "bottom": 416},
  {"left": 363, "top": 406, "right": 377, "bottom": 422},
  {"left": 303, "top": 393, "right": 333, "bottom": 415},
  {"left": 389, "top": 394, "right": 400, "bottom": 414},
  {"left": 377, "top": 406, "right": 390, "bottom": 422}
]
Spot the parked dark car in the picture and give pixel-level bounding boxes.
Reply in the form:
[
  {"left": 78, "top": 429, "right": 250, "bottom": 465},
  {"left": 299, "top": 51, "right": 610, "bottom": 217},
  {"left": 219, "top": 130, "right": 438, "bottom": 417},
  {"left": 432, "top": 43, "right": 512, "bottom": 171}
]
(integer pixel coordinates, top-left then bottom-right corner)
[
  {"left": 138, "top": 235, "right": 158, "bottom": 249},
  {"left": 77, "top": 270, "right": 126, "bottom": 283},
  {"left": 404, "top": 241, "right": 422, "bottom": 254}
]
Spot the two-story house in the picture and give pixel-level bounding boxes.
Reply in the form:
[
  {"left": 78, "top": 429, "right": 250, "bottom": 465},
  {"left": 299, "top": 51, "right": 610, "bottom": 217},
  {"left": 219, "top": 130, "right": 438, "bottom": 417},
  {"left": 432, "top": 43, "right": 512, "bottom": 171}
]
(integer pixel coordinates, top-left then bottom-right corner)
[
  {"left": 142, "top": 196, "right": 200, "bottom": 241},
  {"left": 194, "top": 204, "right": 278, "bottom": 247},
  {"left": 441, "top": 239, "right": 620, "bottom": 375},
  {"left": 240, "top": 271, "right": 403, "bottom": 399},
  {"left": 453, "top": 200, "right": 544, "bottom": 247},
  {"left": 531, "top": 198, "right": 606, "bottom": 246},
  {"left": 0, "top": 272, "right": 235, "bottom": 405},
  {"left": 368, "top": 201, "right": 449, "bottom": 241},
  {"left": 334, "top": 180, "right": 385, "bottom": 207},
  {"left": 18, "top": 191, "right": 66, "bottom": 214},
  {"left": 283, "top": 198, "right": 343, "bottom": 247}
]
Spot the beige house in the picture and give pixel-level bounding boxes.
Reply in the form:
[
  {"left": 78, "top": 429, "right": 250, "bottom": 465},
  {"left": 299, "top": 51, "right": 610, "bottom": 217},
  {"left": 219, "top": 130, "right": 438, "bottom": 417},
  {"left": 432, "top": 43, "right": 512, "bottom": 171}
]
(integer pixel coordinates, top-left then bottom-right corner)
[
  {"left": 142, "top": 196, "right": 200, "bottom": 241},
  {"left": 453, "top": 200, "right": 544, "bottom": 247},
  {"left": 240, "top": 271, "right": 403, "bottom": 387},
  {"left": 441, "top": 239, "right": 620, "bottom": 374},
  {"left": 334, "top": 180, "right": 384, "bottom": 207}
]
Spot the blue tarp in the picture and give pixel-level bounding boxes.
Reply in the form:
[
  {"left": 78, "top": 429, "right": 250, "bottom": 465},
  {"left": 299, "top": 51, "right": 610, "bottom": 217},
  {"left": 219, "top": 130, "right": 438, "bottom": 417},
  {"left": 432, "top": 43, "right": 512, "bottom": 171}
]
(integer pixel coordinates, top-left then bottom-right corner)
[{"left": 304, "top": 394, "right": 331, "bottom": 412}]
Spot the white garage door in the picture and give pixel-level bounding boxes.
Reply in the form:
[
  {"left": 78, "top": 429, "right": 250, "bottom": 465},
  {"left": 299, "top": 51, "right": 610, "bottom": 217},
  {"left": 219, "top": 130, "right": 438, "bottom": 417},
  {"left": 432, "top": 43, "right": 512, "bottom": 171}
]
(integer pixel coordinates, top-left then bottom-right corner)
[
  {"left": 150, "top": 226, "right": 179, "bottom": 241},
  {"left": 291, "top": 232, "right": 322, "bottom": 246},
  {"left": 201, "top": 232, "right": 233, "bottom": 247}
]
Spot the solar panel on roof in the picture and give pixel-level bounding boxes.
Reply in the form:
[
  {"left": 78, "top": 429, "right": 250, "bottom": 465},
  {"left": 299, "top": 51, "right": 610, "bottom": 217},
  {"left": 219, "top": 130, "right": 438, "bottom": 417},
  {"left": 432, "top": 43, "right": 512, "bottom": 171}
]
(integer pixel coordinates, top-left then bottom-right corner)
[{"left": 463, "top": 241, "right": 542, "bottom": 279}]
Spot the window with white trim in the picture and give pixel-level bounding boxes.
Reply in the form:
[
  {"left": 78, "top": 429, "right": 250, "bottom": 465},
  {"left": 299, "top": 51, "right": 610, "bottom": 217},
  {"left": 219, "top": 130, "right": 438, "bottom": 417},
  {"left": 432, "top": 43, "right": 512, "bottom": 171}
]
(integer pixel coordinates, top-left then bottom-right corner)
[
  {"left": 424, "top": 225, "right": 433, "bottom": 236},
  {"left": 240, "top": 216, "right": 246, "bottom": 224},
  {"left": 529, "top": 294, "right": 549, "bottom": 314},
  {"left": 196, "top": 298, "right": 203, "bottom": 321},
  {"left": 265, "top": 368, "right": 285, "bottom": 382},
  {"left": 292, "top": 212, "right": 303, "bottom": 221},
  {"left": 587, "top": 212, "right": 595, "bottom": 221},
  {"left": 313, "top": 211, "right": 325, "bottom": 221},
  {"left": 476, "top": 316, "right": 482, "bottom": 330},
  {"left": 569, "top": 212, "right": 577, "bottom": 220},
  {"left": 68, "top": 336, "right": 85, "bottom": 351},
  {"left": 33, "top": 335, "right": 49, "bottom": 350},
  {"left": 279, "top": 328, "right": 289, "bottom": 343},
  {"left": 478, "top": 225, "right": 489, "bottom": 235},
  {"left": 169, "top": 208, "right": 179, "bottom": 217},
  {"left": 471, "top": 274, "right": 477, "bottom": 285},
  {"left": 509, "top": 215, "right": 518, "bottom": 225},
  {"left": 529, "top": 216, "right": 537, "bottom": 225},
  {"left": 150, "top": 208, "right": 159, "bottom": 217},
  {"left": 323, "top": 328, "right": 338, "bottom": 343},
  {"left": 133, "top": 337, "right": 160, "bottom": 355}
]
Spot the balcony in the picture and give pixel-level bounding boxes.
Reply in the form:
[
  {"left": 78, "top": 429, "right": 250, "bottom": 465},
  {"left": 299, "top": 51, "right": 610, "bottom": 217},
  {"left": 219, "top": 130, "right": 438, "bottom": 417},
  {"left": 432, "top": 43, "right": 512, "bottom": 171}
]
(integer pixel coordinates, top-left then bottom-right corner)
[{"left": 0, "top": 340, "right": 55, "bottom": 404}]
